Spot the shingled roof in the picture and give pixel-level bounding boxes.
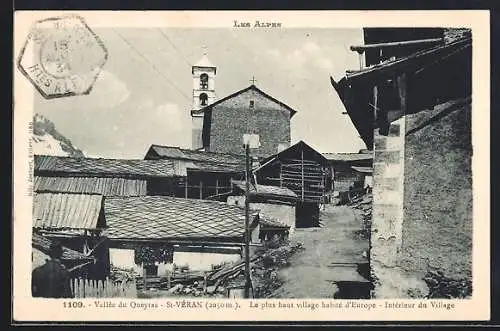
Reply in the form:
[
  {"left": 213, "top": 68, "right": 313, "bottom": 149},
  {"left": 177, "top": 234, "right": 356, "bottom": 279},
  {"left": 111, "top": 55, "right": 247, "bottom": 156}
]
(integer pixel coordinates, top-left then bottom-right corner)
[
  {"left": 34, "top": 155, "right": 179, "bottom": 178},
  {"left": 144, "top": 145, "right": 246, "bottom": 173},
  {"left": 33, "top": 193, "right": 105, "bottom": 230},
  {"left": 103, "top": 196, "right": 258, "bottom": 242},
  {"left": 351, "top": 166, "right": 373, "bottom": 174},
  {"left": 231, "top": 180, "right": 297, "bottom": 200},
  {"left": 322, "top": 153, "right": 373, "bottom": 162},
  {"left": 145, "top": 145, "right": 244, "bottom": 163},
  {"left": 258, "top": 215, "right": 291, "bottom": 229},
  {"left": 34, "top": 176, "right": 147, "bottom": 196}
]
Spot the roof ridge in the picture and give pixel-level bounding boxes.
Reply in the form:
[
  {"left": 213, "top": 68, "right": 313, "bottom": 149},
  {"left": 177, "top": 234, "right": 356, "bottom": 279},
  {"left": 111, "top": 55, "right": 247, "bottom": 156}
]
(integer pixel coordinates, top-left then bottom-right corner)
[
  {"left": 191, "top": 84, "right": 298, "bottom": 117},
  {"left": 36, "top": 154, "right": 174, "bottom": 162},
  {"left": 150, "top": 144, "right": 246, "bottom": 158},
  {"left": 34, "top": 191, "right": 104, "bottom": 197}
]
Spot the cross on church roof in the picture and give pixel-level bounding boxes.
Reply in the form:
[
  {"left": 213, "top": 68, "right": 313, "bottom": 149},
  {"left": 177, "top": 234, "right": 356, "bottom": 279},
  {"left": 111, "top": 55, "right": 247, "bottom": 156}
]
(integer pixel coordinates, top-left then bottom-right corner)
[
  {"left": 249, "top": 76, "right": 258, "bottom": 85},
  {"left": 202, "top": 45, "right": 207, "bottom": 56}
]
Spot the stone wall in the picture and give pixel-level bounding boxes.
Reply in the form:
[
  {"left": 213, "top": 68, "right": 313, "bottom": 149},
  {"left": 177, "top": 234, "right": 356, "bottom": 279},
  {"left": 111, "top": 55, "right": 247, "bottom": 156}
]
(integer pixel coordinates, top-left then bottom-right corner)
[
  {"left": 208, "top": 89, "right": 291, "bottom": 158},
  {"left": 370, "top": 99, "right": 472, "bottom": 299},
  {"left": 401, "top": 100, "right": 472, "bottom": 298},
  {"left": 370, "top": 117, "right": 422, "bottom": 298}
]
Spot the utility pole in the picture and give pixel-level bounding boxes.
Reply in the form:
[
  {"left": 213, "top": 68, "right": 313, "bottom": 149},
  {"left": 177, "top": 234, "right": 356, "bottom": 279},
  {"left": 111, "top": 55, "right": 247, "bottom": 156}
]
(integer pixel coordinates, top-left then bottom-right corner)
[
  {"left": 244, "top": 142, "right": 251, "bottom": 299},
  {"left": 242, "top": 133, "right": 259, "bottom": 299}
]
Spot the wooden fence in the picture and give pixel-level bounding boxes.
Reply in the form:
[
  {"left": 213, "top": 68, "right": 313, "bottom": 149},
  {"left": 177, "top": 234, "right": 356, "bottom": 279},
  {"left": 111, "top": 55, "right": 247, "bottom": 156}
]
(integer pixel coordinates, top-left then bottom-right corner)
[{"left": 70, "top": 277, "right": 137, "bottom": 298}]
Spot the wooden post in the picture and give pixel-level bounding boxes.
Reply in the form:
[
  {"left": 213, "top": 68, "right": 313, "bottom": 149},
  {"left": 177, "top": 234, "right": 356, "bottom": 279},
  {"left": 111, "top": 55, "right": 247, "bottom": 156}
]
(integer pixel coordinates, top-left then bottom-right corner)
[
  {"left": 397, "top": 73, "right": 407, "bottom": 116},
  {"left": 244, "top": 143, "right": 251, "bottom": 299},
  {"left": 356, "top": 50, "right": 365, "bottom": 70},
  {"left": 70, "top": 278, "right": 74, "bottom": 298},
  {"left": 373, "top": 85, "right": 378, "bottom": 123},
  {"left": 82, "top": 277, "right": 86, "bottom": 298},
  {"left": 279, "top": 167, "right": 283, "bottom": 187},
  {"left": 301, "top": 149, "right": 305, "bottom": 201},
  {"left": 166, "top": 270, "right": 171, "bottom": 290},
  {"left": 321, "top": 170, "right": 325, "bottom": 204},
  {"left": 184, "top": 180, "right": 188, "bottom": 198},
  {"left": 203, "top": 272, "right": 208, "bottom": 294},
  {"left": 199, "top": 181, "right": 203, "bottom": 200},
  {"left": 79, "top": 278, "right": 84, "bottom": 298},
  {"left": 143, "top": 265, "right": 147, "bottom": 291},
  {"left": 215, "top": 179, "right": 219, "bottom": 195}
]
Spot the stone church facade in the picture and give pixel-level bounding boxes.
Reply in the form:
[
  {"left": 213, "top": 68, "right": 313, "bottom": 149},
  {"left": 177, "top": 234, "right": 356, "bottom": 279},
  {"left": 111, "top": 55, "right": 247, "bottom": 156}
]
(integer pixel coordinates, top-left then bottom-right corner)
[{"left": 189, "top": 52, "right": 297, "bottom": 158}]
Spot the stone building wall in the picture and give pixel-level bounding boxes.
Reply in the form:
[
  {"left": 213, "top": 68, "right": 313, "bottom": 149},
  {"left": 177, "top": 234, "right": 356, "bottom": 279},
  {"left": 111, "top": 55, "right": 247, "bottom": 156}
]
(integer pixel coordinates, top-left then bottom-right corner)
[{"left": 208, "top": 89, "right": 291, "bottom": 158}]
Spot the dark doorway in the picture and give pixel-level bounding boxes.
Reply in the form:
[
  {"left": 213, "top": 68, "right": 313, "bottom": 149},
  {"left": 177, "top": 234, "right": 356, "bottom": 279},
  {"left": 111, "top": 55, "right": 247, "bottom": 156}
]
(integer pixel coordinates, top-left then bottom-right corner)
[
  {"left": 144, "top": 264, "right": 158, "bottom": 277},
  {"left": 295, "top": 202, "right": 320, "bottom": 228}
]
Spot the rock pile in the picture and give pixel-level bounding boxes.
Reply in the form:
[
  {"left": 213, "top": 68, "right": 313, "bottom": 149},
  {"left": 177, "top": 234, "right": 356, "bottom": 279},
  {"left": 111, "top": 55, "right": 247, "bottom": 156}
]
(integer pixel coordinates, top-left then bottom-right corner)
[
  {"left": 348, "top": 191, "right": 373, "bottom": 240},
  {"left": 424, "top": 270, "right": 472, "bottom": 299},
  {"left": 252, "top": 242, "right": 304, "bottom": 298},
  {"left": 144, "top": 241, "right": 305, "bottom": 298}
]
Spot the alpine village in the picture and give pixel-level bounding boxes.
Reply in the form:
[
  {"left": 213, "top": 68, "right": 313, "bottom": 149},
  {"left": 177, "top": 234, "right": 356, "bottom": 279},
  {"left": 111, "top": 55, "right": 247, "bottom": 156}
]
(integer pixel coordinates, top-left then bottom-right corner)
[{"left": 32, "top": 28, "right": 472, "bottom": 300}]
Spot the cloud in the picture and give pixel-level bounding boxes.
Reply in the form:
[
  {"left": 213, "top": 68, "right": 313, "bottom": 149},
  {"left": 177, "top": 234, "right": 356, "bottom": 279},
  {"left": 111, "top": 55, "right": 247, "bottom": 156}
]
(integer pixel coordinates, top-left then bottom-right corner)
[
  {"left": 315, "top": 58, "right": 334, "bottom": 70},
  {"left": 285, "top": 49, "right": 307, "bottom": 68},
  {"left": 269, "top": 41, "right": 335, "bottom": 73},
  {"left": 82, "top": 70, "right": 131, "bottom": 108},
  {"left": 267, "top": 49, "right": 281, "bottom": 58},
  {"left": 302, "top": 41, "right": 321, "bottom": 54},
  {"left": 155, "top": 103, "right": 183, "bottom": 131}
]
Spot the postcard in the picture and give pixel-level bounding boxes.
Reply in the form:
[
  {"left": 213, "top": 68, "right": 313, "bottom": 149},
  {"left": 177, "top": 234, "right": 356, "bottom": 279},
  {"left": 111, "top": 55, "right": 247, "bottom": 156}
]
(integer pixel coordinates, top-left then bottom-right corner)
[{"left": 12, "top": 10, "right": 490, "bottom": 322}]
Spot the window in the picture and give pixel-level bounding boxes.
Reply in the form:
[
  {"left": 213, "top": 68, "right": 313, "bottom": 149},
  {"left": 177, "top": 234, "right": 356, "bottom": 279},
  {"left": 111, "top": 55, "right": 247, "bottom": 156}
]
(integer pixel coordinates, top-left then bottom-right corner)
[
  {"left": 199, "top": 93, "right": 208, "bottom": 106},
  {"left": 200, "top": 73, "right": 208, "bottom": 89},
  {"left": 249, "top": 100, "right": 255, "bottom": 108}
]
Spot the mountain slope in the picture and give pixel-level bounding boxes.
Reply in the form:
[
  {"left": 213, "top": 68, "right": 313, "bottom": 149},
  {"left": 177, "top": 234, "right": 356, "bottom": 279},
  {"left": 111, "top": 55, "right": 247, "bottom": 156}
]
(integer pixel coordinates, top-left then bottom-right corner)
[{"left": 32, "top": 114, "right": 85, "bottom": 157}]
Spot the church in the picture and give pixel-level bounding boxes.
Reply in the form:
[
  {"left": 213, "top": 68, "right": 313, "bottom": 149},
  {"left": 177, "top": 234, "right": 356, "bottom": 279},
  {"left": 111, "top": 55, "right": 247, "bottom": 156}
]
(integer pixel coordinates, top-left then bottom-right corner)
[{"left": 189, "top": 51, "right": 298, "bottom": 158}]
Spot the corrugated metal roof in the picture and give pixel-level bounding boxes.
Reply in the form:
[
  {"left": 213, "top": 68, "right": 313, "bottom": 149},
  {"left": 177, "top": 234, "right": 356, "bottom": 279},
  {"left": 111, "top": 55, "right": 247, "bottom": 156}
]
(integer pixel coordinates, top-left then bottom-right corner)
[
  {"left": 103, "top": 196, "right": 258, "bottom": 241},
  {"left": 33, "top": 193, "right": 104, "bottom": 230},
  {"left": 322, "top": 153, "right": 373, "bottom": 162},
  {"left": 147, "top": 145, "right": 245, "bottom": 165},
  {"left": 232, "top": 180, "right": 297, "bottom": 199},
  {"left": 32, "top": 233, "right": 92, "bottom": 261},
  {"left": 34, "top": 176, "right": 147, "bottom": 196},
  {"left": 34, "top": 155, "right": 178, "bottom": 178}
]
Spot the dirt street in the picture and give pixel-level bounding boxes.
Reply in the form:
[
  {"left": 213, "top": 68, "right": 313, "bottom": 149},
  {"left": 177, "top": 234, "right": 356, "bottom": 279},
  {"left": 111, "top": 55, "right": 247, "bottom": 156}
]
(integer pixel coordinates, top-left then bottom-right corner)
[{"left": 270, "top": 205, "right": 369, "bottom": 298}]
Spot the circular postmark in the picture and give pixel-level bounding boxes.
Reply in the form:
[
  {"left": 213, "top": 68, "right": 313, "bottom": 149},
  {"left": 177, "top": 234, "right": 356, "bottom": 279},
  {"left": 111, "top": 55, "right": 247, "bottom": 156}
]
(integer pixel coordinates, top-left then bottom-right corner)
[{"left": 17, "top": 15, "right": 108, "bottom": 99}]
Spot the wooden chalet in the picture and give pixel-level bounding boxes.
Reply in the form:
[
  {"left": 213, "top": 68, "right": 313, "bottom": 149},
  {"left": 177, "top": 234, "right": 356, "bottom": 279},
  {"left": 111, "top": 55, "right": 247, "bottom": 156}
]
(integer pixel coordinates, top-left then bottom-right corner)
[
  {"left": 32, "top": 192, "right": 109, "bottom": 279},
  {"left": 144, "top": 144, "right": 246, "bottom": 200},
  {"left": 351, "top": 166, "right": 373, "bottom": 189},
  {"left": 331, "top": 28, "right": 473, "bottom": 297},
  {"left": 34, "top": 155, "right": 184, "bottom": 197},
  {"left": 32, "top": 232, "right": 95, "bottom": 277},
  {"left": 226, "top": 179, "right": 297, "bottom": 236},
  {"left": 253, "top": 141, "right": 330, "bottom": 228},
  {"left": 102, "top": 196, "right": 264, "bottom": 276},
  {"left": 331, "top": 28, "right": 471, "bottom": 148},
  {"left": 322, "top": 151, "right": 373, "bottom": 195}
]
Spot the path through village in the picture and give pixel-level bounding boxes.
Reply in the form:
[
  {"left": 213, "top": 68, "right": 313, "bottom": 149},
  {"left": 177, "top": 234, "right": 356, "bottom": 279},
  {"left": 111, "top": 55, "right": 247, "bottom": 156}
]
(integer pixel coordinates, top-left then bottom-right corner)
[{"left": 270, "top": 205, "right": 370, "bottom": 298}]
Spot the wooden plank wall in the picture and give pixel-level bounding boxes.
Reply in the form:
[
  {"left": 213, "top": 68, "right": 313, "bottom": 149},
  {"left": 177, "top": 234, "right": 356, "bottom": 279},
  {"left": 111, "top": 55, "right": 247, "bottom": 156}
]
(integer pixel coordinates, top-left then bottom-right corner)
[{"left": 280, "top": 157, "right": 325, "bottom": 203}]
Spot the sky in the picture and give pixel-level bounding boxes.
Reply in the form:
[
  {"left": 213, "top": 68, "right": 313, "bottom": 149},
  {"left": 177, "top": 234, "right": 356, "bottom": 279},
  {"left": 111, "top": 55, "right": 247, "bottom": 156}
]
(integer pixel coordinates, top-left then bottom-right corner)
[{"left": 34, "top": 27, "right": 367, "bottom": 159}]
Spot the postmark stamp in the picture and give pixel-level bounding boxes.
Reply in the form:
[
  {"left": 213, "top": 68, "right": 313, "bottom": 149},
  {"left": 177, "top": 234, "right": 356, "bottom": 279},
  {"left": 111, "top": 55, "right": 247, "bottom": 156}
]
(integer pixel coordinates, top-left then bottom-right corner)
[{"left": 17, "top": 15, "right": 108, "bottom": 99}]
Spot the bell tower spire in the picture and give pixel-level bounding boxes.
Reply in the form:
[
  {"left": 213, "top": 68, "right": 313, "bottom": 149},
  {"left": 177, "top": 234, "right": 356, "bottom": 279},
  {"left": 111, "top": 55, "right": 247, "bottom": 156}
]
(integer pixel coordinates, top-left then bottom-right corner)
[{"left": 191, "top": 47, "right": 217, "bottom": 150}]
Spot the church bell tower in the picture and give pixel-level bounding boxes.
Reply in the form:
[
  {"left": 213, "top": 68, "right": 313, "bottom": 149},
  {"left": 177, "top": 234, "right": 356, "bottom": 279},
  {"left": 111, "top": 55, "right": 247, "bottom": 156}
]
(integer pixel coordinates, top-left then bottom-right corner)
[{"left": 191, "top": 48, "right": 216, "bottom": 150}]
